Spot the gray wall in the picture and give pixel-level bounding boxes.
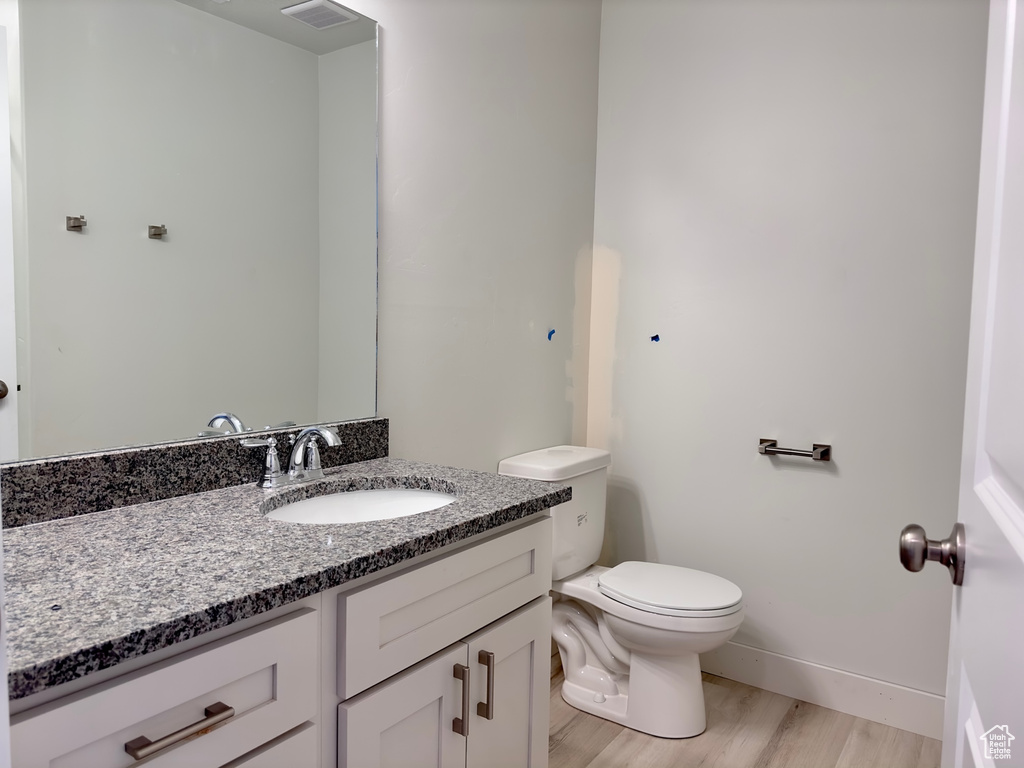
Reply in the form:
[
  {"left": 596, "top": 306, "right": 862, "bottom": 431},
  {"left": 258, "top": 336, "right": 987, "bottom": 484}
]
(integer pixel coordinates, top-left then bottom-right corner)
[
  {"left": 354, "top": 0, "right": 603, "bottom": 470},
  {"left": 318, "top": 40, "right": 378, "bottom": 422},
  {"left": 591, "top": 0, "right": 987, "bottom": 733}
]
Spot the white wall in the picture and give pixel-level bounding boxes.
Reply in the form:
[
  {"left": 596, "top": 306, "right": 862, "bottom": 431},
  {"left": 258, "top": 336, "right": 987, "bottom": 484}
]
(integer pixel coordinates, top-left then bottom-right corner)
[
  {"left": 347, "top": 0, "right": 602, "bottom": 470},
  {"left": 318, "top": 40, "right": 378, "bottom": 422},
  {"left": 20, "top": 0, "right": 321, "bottom": 456},
  {"left": 592, "top": 0, "right": 987, "bottom": 735}
]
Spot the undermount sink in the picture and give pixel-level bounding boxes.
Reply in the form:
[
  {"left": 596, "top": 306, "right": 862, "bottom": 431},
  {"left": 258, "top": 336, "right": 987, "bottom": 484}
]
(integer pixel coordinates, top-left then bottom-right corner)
[{"left": 265, "top": 488, "right": 457, "bottom": 525}]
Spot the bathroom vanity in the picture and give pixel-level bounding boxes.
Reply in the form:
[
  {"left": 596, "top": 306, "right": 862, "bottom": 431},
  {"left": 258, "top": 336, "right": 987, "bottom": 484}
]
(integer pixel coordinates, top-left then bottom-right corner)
[{"left": 3, "top": 455, "right": 566, "bottom": 768}]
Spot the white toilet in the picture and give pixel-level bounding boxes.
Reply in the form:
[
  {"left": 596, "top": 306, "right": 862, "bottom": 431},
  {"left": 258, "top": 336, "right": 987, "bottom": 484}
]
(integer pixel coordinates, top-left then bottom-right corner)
[{"left": 498, "top": 445, "right": 744, "bottom": 739}]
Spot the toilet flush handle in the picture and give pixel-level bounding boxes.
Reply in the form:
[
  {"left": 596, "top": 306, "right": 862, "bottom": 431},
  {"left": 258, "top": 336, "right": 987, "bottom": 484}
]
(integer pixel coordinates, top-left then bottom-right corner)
[{"left": 899, "top": 523, "right": 965, "bottom": 586}]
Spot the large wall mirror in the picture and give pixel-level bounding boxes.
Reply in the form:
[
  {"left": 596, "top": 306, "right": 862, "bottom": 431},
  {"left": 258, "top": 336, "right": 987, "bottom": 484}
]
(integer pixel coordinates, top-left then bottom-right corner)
[{"left": 3, "top": 0, "right": 378, "bottom": 461}]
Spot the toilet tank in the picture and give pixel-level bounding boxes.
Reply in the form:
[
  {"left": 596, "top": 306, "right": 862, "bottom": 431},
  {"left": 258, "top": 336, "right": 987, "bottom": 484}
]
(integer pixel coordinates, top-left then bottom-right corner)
[{"left": 498, "top": 446, "right": 611, "bottom": 581}]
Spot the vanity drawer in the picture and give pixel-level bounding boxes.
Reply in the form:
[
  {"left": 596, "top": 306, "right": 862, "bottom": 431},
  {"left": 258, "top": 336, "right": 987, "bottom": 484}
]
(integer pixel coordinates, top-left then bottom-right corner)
[
  {"left": 11, "top": 607, "right": 318, "bottom": 768},
  {"left": 337, "top": 516, "right": 552, "bottom": 698}
]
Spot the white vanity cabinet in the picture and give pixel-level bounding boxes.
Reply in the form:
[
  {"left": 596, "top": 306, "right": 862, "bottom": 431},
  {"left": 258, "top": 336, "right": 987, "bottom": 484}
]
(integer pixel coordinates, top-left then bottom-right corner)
[
  {"left": 9, "top": 515, "right": 553, "bottom": 768},
  {"left": 338, "top": 597, "right": 550, "bottom": 768},
  {"left": 335, "top": 516, "right": 553, "bottom": 768}
]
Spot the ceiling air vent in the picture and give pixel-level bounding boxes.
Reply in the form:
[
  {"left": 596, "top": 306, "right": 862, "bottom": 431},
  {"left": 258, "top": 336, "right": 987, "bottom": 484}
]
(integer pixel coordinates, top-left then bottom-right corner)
[{"left": 281, "top": 0, "right": 359, "bottom": 30}]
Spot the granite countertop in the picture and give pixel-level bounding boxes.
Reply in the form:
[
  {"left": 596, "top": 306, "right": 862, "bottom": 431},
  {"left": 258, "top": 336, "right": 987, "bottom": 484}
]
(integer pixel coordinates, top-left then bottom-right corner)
[{"left": 3, "top": 458, "right": 570, "bottom": 701}]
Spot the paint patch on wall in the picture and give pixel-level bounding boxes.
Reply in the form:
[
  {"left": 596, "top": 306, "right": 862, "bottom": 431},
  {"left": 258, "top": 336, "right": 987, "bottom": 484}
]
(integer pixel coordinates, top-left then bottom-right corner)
[{"left": 587, "top": 245, "right": 621, "bottom": 452}]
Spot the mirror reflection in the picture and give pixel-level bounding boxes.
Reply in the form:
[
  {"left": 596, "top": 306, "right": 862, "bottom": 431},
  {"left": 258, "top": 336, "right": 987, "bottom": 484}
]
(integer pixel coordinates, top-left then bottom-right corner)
[{"left": 4, "top": 0, "right": 378, "bottom": 461}]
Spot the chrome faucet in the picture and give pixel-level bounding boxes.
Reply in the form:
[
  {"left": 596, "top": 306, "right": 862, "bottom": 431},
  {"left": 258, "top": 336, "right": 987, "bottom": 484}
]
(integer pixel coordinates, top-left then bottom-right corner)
[
  {"left": 287, "top": 426, "right": 342, "bottom": 482},
  {"left": 208, "top": 412, "right": 248, "bottom": 433},
  {"left": 242, "top": 426, "right": 342, "bottom": 488}
]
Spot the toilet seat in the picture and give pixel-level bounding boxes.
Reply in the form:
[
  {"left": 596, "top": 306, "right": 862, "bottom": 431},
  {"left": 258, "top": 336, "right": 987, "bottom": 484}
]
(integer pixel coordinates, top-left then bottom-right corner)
[
  {"left": 554, "top": 565, "right": 744, "bottom": 634},
  {"left": 598, "top": 562, "right": 742, "bottom": 618}
]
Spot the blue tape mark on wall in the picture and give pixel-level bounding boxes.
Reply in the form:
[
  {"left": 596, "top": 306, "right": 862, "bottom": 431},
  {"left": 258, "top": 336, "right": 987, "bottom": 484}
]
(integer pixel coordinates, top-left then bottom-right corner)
[
  {"left": 548, "top": 329, "right": 556, "bottom": 340},
  {"left": 651, "top": 334, "right": 660, "bottom": 342}
]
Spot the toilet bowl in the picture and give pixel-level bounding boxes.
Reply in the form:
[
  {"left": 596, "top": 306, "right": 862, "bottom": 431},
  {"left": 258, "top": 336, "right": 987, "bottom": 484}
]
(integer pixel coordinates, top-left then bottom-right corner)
[
  {"left": 552, "top": 563, "right": 743, "bottom": 738},
  {"left": 498, "top": 446, "right": 744, "bottom": 739}
]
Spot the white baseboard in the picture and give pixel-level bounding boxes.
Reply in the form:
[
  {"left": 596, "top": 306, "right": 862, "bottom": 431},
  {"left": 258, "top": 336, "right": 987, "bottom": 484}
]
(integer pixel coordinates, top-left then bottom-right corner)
[{"left": 700, "top": 641, "right": 944, "bottom": 740}]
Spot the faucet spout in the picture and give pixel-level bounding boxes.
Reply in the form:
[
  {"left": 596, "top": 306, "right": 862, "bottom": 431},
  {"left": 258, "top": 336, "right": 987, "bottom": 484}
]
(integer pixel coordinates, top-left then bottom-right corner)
[
  {"left": 288, "top": 426, "right": 342, "bottom": 480},
  {"left": 208, "top": 412, "right": 247, "bottom": 433}
]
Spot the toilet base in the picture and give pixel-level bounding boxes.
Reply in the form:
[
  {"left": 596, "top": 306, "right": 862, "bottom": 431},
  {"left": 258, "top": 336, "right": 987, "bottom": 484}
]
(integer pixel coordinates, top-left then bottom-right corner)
[{"left": 559, "top": 650, "right": 707, "bottom": 739}]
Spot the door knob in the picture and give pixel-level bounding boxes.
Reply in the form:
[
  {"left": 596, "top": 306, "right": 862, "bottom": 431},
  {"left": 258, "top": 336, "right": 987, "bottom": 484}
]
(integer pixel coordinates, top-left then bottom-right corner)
[
  {"left": 899, "top": 522, "right": 965, "bottom": 586},
  {"left": 0, "top": 380, "right": 8, "bottom": 399}
]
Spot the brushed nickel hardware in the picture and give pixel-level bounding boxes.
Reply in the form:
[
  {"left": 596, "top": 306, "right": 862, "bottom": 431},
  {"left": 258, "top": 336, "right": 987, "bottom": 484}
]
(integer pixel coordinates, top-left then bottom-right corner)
[
  {"left": 287, "top": 426, "right": 342, "bottom": 482},
  {"left": 758, "top": 438, "right": 831, "bottom": 462},
  {"left": 66, "top": 215, "right": 87, "bottom": 232},
  {"left": 477, "top": 650, "right": 495, "bottom": 720},
  {"left": 900, "top": 522, "right": 965, "bottom": 586},
  {"left": 124, "top": 701, "right": 234, "bottom": 760},
  {"left": 0, "top": 380, "right": 7, "bottom": 399},
  {"left": 241, "top": 437, "right": 286, "bottom": 489},
  {"left": 453, "top": 663, "right": 470, "bottom": 736},
  {"left": 148, "top": 224, "right": 168, "bottom": 239}
]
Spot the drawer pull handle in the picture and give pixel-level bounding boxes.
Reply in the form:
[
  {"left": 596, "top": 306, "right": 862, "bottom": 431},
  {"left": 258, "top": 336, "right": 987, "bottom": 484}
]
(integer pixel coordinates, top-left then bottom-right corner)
[
  {"left": 124, "top": 701, "right": 234, "bottom": 760},
  {"left": 477, "top": 650, "right": 495, "bottom": 720},
  {"left": 452, "top": 664, "right": 470, "bottom": 737}
]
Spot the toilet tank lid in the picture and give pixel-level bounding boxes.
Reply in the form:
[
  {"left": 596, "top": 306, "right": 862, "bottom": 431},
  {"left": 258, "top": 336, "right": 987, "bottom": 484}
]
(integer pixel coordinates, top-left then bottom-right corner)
[{"left": 498, "top": 445, "right": 611, "bottom": 481}]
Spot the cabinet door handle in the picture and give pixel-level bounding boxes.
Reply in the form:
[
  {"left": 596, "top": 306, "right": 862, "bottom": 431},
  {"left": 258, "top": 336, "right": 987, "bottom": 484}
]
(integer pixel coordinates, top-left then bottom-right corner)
[
  {"left": 453, "top": 664, "right": 470, "bottom": 736},
  {"left": 124, "top": 701, "right": 234, "bottom": 760},
  {"left": 477, "top": 650, "right": 495, "bottom": 720}
]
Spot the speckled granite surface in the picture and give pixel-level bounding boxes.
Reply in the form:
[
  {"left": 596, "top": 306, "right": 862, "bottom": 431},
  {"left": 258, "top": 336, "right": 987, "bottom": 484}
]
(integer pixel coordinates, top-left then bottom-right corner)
[
  {"left": 3, "top": 457, "right": 569, "bottom": 700},
  {"left": 0, "top": 418, "right": 389, "bottom": 528}
]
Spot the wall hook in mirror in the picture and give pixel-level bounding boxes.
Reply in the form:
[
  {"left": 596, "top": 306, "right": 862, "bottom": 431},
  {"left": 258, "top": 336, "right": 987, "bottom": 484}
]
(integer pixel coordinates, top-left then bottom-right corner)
[
  {"left": 66, "top": 215, "right": 87, "bottom": 232},
  {"left": 148, "top": 225, "right": 168, "bottom": 240}
]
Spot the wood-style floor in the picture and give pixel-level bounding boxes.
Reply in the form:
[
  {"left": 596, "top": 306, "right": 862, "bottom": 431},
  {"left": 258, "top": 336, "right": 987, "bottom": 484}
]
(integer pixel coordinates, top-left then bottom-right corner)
[{"left": 548, "top": 670, "right": 941, "bottom": 768}]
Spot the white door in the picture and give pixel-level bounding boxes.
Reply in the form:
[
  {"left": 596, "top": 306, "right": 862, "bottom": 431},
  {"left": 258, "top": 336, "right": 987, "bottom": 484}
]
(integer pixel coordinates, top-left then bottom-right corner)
[
  {"left": 0, "top": 27, "right": 16, "bottom": 765},
  {"left": 465, "top": 597, "right": 550, "bottom": 768},
  {"left": 935, "top": 1, "right": 1024, "bottom": 765},
  {"left": 0, "top": 26, "right": 18, "bottom": 462},
  {"left": 338, "top": 643, "right": 468, "bottom": 768}
]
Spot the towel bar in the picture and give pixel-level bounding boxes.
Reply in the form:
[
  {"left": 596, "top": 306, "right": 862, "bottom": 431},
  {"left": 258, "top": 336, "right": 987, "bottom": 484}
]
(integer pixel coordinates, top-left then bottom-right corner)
[{"left": 758, "top": 439, "right": 831, "bottom": 462}]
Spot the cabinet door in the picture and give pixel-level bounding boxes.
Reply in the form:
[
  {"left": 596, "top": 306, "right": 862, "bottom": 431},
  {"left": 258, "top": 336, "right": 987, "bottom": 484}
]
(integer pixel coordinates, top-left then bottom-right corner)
[
  {"left": 338, "top": 644, "right": 468, "bottom": 768},
  {"left": 465, "top": 597, "right": 551, "bottom": 768}
]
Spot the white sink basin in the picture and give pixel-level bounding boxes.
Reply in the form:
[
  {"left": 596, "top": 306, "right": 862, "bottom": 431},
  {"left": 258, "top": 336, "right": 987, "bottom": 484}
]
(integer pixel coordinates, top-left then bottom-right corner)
[{"left": 266, "top": 488, "right": 456, "bottom": 525}]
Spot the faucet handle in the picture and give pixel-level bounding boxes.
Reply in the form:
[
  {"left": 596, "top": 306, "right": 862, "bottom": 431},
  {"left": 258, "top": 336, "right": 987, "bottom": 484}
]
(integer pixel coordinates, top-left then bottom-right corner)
[
  {"left": 302, "top": 439, "right": 324, "bottom": 478},
  {"left": 241, "top": 437, "right": 286, "bottom": 489}
]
